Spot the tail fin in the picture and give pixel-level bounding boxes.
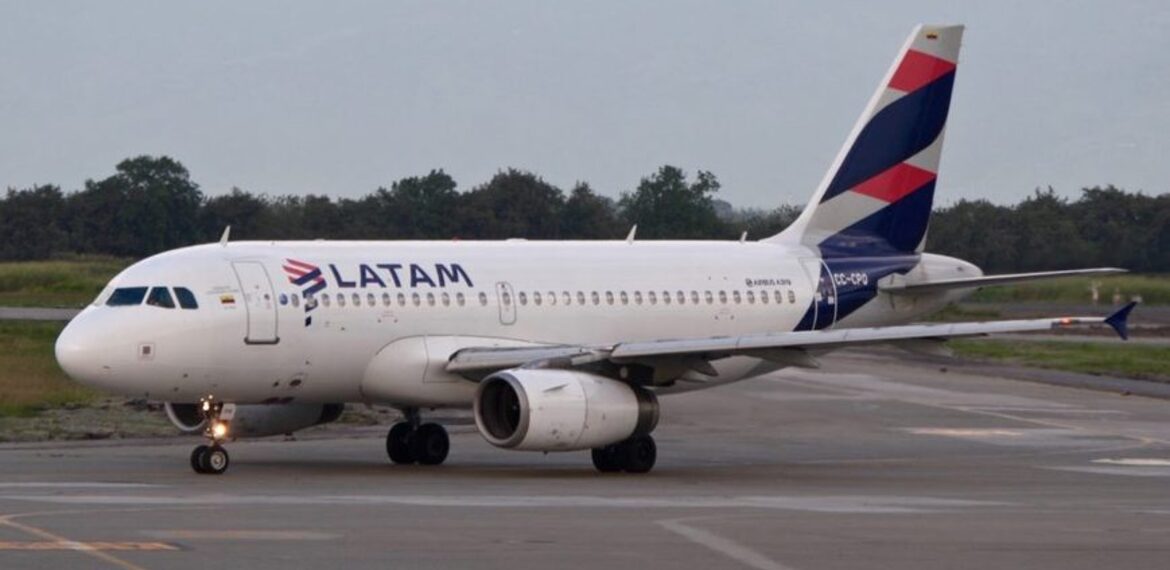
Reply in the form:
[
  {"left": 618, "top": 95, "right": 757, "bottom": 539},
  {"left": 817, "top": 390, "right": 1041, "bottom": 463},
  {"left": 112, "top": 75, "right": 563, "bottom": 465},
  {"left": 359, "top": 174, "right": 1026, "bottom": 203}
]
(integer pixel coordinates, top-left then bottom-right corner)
[{"left": 767, "top": 24, "right": 963, "bottom": 257}]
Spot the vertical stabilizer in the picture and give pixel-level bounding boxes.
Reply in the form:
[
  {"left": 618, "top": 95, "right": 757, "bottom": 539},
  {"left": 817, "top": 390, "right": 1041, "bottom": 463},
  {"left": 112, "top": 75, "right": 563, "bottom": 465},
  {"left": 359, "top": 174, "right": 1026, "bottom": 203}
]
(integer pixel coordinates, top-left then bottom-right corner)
[{"left": 767, "top": 25, "right": 963, "bottom": 257}]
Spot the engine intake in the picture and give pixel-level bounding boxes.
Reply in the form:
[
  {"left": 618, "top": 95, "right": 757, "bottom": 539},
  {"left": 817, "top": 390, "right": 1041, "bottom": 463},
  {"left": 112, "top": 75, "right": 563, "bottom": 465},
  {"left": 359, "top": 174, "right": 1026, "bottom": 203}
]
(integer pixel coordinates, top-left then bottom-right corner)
[{"left": 474, "top": 369, "right": 658, "bottom": 452}]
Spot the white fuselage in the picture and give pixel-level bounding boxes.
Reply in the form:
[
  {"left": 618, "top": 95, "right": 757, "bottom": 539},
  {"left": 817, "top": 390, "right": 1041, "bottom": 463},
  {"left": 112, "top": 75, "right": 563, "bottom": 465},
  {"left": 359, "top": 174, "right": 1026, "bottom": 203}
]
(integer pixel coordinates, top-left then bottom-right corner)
[{"left": 55, "top": 240, "right": 974, "bottom": 408}]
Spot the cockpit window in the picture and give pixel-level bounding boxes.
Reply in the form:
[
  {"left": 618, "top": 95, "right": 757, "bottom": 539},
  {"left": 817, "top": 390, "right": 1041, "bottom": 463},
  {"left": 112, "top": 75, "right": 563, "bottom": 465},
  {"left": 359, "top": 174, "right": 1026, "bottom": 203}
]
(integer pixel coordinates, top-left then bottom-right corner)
[
  {"left": 106, "top": 287, "right": 148, "bottom": 306},
  {"left": 174, "top": 287, "right": 198, "bottom": 309},
  {"left": 146, "top": 287, "right": 176, "bottom": 309}
]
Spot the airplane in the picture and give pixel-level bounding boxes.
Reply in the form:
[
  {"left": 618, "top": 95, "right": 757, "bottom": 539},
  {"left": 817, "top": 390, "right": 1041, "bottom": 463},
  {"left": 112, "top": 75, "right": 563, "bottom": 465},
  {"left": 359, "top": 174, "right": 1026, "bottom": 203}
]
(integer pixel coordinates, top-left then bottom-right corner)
[{"left": 55, "top": 24, "right": 1133, "bottom": 475}]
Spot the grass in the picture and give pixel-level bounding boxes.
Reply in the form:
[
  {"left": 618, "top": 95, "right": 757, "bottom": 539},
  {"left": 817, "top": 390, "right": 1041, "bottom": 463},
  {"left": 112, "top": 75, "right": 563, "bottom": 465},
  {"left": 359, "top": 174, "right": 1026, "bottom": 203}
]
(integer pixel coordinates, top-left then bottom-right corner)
[
  {"left": 0, "top": 320, "right": 97, "bottom": 416},
  {"left": 951, "top": 339, "right": 1170, "bottom": 382},
  {"left": 969, "top": 274, "right": 1170, "bottom": 305},
  {"left": 0, "top": 256, "right": 129, "bottom": 307}
]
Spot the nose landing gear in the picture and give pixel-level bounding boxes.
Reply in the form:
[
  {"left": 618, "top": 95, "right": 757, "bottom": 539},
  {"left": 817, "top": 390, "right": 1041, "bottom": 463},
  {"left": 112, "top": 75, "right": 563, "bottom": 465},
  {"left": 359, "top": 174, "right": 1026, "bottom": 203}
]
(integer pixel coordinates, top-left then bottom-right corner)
[
  {"left": 385, "top": 408, "right": 450, "bottom": 466},
  {"left": 190, "top": 397, "right": 233, "bottom": 475}
]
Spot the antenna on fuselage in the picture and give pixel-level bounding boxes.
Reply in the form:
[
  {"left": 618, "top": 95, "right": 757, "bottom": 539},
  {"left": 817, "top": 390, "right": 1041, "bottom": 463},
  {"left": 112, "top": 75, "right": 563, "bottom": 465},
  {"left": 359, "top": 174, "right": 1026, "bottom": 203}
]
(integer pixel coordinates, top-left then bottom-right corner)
[
  {"left": 625, "top": 225, "right": 637, "bottom": 244},
  {"left": 219, "top": 226, "right": 231, "bottom": 247}
]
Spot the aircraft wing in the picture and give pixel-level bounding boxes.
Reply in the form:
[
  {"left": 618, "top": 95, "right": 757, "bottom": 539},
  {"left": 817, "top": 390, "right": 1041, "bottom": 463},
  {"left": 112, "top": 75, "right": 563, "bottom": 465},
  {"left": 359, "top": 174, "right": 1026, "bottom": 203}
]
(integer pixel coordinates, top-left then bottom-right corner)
[
  {"left": 446, "top": 303, "right": 1136, "bottom": 377},
  {"left": 879, "top": 268, "right": 1126, "bottom": 294}
]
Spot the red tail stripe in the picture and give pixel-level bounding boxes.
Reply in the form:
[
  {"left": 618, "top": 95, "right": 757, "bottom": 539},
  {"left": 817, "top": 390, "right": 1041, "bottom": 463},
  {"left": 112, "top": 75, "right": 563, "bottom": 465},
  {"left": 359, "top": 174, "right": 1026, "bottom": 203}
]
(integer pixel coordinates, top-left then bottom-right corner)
[
  {"left": 282, "top": 265, "right": 308, "bottom": 277},
  {"left": 889, "top": 50, "right": 956, "bottom": 93},
  {"left": 851, "top": 162, "right": 935, "bottom": 204}
]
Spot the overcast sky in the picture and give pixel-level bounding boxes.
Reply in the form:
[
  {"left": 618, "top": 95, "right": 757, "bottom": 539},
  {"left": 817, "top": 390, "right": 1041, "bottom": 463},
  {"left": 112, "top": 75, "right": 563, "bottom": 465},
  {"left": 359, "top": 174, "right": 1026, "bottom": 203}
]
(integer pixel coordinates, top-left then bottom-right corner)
[{"left": 1, "top": 0, "right": 1167, "bottom": 209}]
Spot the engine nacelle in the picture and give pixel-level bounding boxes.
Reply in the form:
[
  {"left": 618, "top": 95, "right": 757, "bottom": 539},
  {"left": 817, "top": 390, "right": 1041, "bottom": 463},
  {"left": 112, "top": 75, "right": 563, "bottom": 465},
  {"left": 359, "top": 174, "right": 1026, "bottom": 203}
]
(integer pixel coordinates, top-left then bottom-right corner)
[
  {"left": 164, "top": 402, "right": 345, "bottom": 438},
  {"left": 474, "top": 369, "right": 658, "bottom": 452}
]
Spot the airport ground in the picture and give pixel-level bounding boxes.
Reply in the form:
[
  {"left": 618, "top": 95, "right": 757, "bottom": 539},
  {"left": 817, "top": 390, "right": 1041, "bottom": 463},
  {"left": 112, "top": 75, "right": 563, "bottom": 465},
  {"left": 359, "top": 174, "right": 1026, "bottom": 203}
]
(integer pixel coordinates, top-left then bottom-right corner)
[{"left": 1, "top": 349, "right": 1169, "bottom": 570}]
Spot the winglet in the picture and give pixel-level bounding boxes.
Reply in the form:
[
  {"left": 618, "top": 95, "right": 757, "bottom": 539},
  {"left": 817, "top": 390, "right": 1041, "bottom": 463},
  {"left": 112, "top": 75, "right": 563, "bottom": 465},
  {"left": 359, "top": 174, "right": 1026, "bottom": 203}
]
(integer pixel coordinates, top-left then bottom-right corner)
[
  {"left": 1105, "top": 301, "right": 1137, "bottom": 340},
  {"left": 219, "top": 225, "right": 231, "bottom": 247},
  {"left": 626, "top": 225, "right": 637, "bottom": 244}
]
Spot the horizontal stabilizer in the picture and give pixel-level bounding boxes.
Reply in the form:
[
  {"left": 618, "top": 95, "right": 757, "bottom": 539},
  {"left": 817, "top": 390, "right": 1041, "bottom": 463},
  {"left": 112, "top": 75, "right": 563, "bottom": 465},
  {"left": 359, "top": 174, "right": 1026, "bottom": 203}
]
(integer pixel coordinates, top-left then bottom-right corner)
[{"left": 879, "top": 268, "right": 1127, "bottom": 294}]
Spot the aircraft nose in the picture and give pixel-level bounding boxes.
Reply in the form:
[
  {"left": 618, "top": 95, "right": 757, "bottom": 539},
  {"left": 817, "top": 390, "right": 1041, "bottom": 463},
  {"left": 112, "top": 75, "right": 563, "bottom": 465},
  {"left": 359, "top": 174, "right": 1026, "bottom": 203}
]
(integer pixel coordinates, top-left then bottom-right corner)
[{"left": 55, "top": 312, "right": 110, "bottom": 386}]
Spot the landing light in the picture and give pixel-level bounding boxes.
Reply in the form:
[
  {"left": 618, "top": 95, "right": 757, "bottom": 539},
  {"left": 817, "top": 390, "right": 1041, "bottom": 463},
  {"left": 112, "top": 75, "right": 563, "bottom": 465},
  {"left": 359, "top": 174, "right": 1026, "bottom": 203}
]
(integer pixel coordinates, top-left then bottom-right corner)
[{"left": 212, "top": 422, "right": 229, "bottom": 439}]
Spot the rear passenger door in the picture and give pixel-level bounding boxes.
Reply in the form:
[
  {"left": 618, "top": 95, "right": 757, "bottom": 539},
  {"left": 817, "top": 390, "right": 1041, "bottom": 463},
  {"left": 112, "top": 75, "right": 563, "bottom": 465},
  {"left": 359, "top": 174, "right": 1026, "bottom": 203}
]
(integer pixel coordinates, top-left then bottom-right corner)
[{"left": 232, "top": 261, "right": 279, "bottom": 344}]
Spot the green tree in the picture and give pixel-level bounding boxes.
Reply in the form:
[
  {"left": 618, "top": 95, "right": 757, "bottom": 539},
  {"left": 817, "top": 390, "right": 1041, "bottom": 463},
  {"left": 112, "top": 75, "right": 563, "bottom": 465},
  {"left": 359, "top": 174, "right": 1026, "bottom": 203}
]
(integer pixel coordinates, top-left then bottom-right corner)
[
  {"left": 67, "top": 156, "right": 203, "bottom": 256},
  {"left": 560, "top": 183, "right": 621, "bottom": 239},
  {"left": 618, "top": 166, "right": 727, "bottom": 239},
  {"left": 0, "top": 185, "right": 69, "bottom": 259},
  {"left": 457, "top": 169, "right": 564, "bottom": 239}
]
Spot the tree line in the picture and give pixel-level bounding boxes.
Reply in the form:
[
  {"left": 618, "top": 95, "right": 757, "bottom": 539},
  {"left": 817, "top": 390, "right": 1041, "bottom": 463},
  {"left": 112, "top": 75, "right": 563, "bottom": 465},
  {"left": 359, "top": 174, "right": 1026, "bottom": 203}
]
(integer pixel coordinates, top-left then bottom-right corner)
[{"left": 0, "top": 155, "right": 1164, "bottom": 272}]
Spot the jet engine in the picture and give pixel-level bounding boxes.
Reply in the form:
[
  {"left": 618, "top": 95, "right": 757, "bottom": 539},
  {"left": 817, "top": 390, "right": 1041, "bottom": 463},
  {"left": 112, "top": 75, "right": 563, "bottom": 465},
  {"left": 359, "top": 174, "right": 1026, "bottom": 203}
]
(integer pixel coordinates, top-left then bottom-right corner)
[
  {"left": 164, "top": 402, "right": 345, "bottom": 438},
  {"left": 473, "top": 369, "right": 658, "bottom": 452}
]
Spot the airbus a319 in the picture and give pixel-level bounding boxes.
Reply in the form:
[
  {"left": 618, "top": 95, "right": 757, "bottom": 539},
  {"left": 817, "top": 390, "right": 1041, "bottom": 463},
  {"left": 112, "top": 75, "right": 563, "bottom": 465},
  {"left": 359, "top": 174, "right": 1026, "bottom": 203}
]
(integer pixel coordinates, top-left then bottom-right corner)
[{"left": 55, "top": 25, "right": 1132, "bottom": 475}]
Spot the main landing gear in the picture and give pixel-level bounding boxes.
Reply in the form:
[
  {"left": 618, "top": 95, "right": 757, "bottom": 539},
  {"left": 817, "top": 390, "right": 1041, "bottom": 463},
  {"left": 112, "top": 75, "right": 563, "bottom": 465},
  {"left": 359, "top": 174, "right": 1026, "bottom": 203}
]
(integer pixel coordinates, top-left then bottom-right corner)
[
  {"left": 191, "top": 397, "right": 232, "bottom": 475},
  {"left": 591, "top": 434, "right": 657, "bottom": 474},
  {"left": 385, "top": 408, "right": 450, "bottom": 466}
]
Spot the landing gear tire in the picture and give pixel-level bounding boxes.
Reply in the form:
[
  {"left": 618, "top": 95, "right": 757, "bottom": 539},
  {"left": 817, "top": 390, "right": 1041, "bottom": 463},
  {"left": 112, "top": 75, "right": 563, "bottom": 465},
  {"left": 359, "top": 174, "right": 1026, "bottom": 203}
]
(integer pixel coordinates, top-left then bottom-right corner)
[
  {"left": 412, "top": 423, "right": 450, "bottom": 466},
  {"left": 592, "top": 435, "right": 656, "bottom": 474},
  {"left": 620, "top": 435, "right": 656, "bottom": 474},
  {"left": 386, "top": 422, "right": 416, "bottom": 464},
  {"left": 190, "top": 444, "right": 210, "bottom": 474},
  {"left": 591, "top": 446, "right": 623, "bottom": 473},
  {"left": 202, "top": 445, "right": 230, "bottom": 475},
  {"left": 190, "top": 444, "right": 229, "bottom": 475}
]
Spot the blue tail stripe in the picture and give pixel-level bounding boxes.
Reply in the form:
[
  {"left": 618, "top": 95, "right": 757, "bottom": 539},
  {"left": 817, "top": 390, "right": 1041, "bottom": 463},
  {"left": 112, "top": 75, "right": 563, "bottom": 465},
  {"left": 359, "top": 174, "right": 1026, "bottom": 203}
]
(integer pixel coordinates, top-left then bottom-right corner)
[
  {"left": 818, "top": 181, "right": 936, "bottom": 257},
  {"left": 821, "top": 71, "right": 955, "bottom": 203}
]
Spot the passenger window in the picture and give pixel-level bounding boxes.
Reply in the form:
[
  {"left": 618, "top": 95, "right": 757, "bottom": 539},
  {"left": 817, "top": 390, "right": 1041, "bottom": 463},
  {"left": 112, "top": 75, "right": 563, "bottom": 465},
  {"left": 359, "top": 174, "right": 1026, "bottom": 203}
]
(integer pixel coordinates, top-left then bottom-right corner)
[
  {"left": 337, "top": 293, "right": 347, "bottom": 307},
  {"left": 677, "top": 291, "right": 685, "bottom": 305},
  {"left": 548, "top": 291, "right": 556, "bottom": 306},
  {"left": 760, "top": 290, "right": 769, "bottom": 304},
  {"left": 591, "top": 291, "right": 600, "bottom": 305},
  {"left": 412, "top": 293, "right": 421, "bottom": 307},
  {"left": 562, "top": 291, "right": 571, "bottom": 305},
  {"left": 291, "top": 293, "right": 300, "bottom": 308},
  {"left": 648, "top": 291, "right": 657, "bottom": 305},
  {"left": 788, "top": 290, "right": 796, "bottom": 304},
  {"left": 146, "top": 287, "right": 176, "bottom": 309},
  {"left": 322, "top": 294, "right": 332, "bottom": 308},
  {"left": 604, "top": 291, "right": 613, "bottom": 305},
  {"left": 441, "top": 292, "right": 450, "bottom": 307},
  {"left": 733, "top": 291, "right": 742, "bottom": 304},
  {"left": 662, "top": 291, "right": 671, "bottom": 305},
  {"left": 350, "top": 293, "right": 359, "bottom": 306},
  {"left": 426, "top": 293, "right": 436, "bottom": 306},
  {"left": 620, "top": 291, "right": 629, "bottom": 305},
  {"left": 479, "top": 292, "right": 489, "bottom": 306},
  {"left": 634, "top": 291, "right": 643, "bottom": 305},
  {"left": 705, "top": 291, "right": 714, "bottom": 304},
  {"left": 174, "top": 287, "right": 198, "bottom": 309},
  {"left": 534, "top": 292, "right": 542, "bottom": 306},
  {"left": 382, "top": 292, "right": 391, "bottom": 307},
  {"left": 746, "top": 290, "right": 755, "bottom": 304},
  {"left": 367, "top": 293, "right": 376, "bottom": 306},
  {"left": 576, "top": 291, "right": 586, "bottom": 305},
  {"left": 518, "top": 292, "right": 528, "bottom": 306},
  {"left": 502, "top": 292, "right": 512, "bottom": 306},
  {"left": 690, "top": 291, "right": 700, "bottom": 305},
  {"left": 397, "top": 293, "right": 407, "bottom": 307},
  {"left": 456, "top": 292, "right": 465, "bottom": 306},
  {"left": 718, "top": 291, "right": 727, "bottom": 304}
]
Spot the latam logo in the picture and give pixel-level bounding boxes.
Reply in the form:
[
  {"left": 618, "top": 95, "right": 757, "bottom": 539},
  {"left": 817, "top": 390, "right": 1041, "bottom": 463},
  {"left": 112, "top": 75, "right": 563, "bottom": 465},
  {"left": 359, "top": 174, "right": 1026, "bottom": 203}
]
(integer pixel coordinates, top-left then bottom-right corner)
[
  {"left": 280, "top": 260, "right": 475, "bottom": 327},
  {"left": 328, "top": 263, "right": 473, "bottom": 289},
  {"left": 282, "top": 258, "right": 327, "bottom": 326}
]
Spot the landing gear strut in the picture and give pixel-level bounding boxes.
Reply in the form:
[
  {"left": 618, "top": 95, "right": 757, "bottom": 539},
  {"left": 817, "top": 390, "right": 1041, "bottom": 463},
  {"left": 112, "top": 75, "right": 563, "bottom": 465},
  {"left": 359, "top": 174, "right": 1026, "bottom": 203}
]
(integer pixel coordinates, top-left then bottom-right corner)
[
  {"left": 385, "top": 408, "right": 449, "bottom": 466},
  {"left": 592, "top": 434, "right": 656, "bottom": 474},
  {"left": 190, "top": 397, "right": 233, "bottom": 475}
]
